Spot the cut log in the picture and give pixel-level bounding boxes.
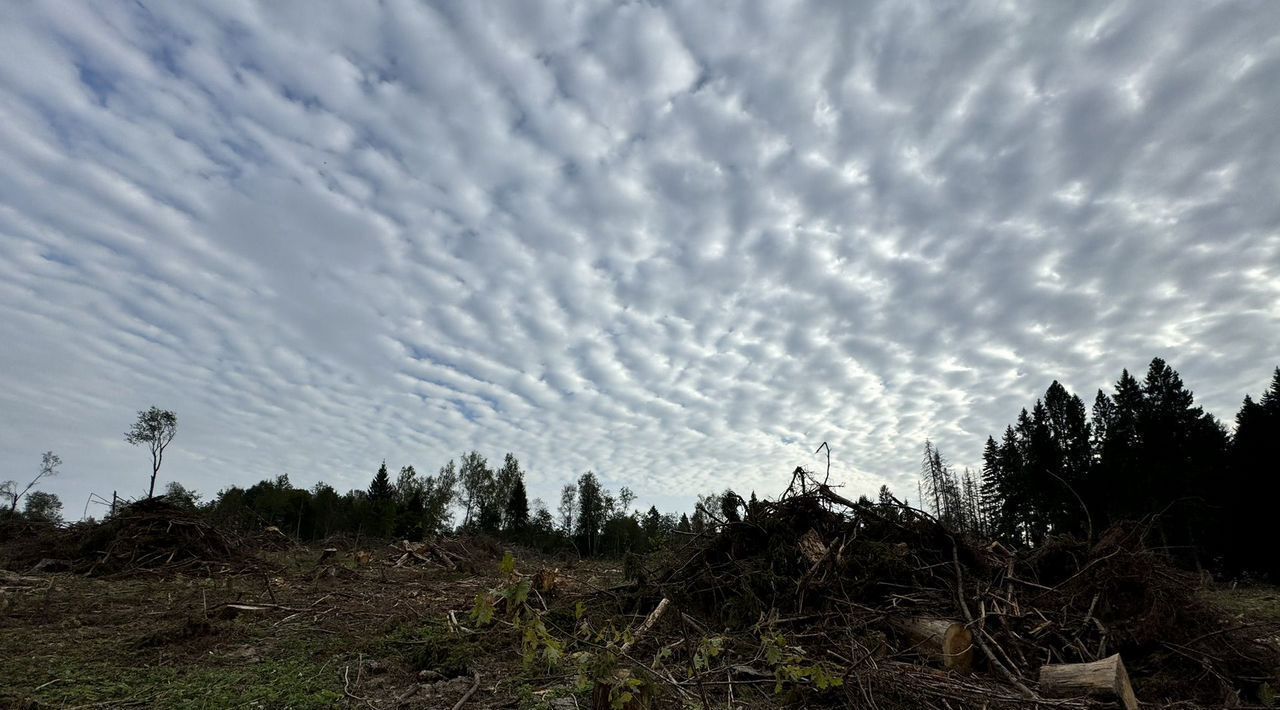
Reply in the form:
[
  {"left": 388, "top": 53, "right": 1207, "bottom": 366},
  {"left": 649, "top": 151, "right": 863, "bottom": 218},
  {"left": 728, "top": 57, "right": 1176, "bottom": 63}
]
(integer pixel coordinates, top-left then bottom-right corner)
[
  {"left": 797, "top": 529, "right": 828, "bottom": 566},
  {"left": 895, "top": 617, "right": 974, "bottom": 672},
  {"left": 1038, "top": 654, "right": 1138, "bottom": 710}
]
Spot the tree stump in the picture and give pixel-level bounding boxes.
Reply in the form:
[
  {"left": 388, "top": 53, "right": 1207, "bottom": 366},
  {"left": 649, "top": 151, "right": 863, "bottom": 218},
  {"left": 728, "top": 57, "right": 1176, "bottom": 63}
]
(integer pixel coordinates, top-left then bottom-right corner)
[
  {"left": 895, "top": 617, "right": 974, "bottom": 672},
  {"left": 1038, "top": 654, "right": 1139, "bottom": 710}
]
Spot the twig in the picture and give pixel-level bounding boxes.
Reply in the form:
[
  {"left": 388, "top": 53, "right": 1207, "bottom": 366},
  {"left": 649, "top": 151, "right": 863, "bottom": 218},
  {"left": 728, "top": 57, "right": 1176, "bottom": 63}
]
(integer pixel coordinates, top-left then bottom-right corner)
[
  {"left": 342, "top": 664, "right": 370, "bottom": 703},
  {"left": 815, "top": 441, "right": 832, "bottom": 485},
  {"left": 450, "top": 671, "right": 481, "bottom": 710},
  {"left": 951, "top": 541, "right": 1037, "bottom": 699},
  {"left": 394, "top": 682, "right": 421, "bottom": 705}
]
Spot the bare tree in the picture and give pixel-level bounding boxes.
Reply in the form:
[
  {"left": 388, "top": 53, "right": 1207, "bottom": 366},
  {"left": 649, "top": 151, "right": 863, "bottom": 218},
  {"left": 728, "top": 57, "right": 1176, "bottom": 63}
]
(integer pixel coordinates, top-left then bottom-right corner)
[
  {"left": 125, "top": 407, "right": 178, "bottom": 498},
  {"left": 2, "top": 450, "right": 61, "bottom": 515},
  {"left": 558, "top": 483, "right": 576, "bottom": 534}
]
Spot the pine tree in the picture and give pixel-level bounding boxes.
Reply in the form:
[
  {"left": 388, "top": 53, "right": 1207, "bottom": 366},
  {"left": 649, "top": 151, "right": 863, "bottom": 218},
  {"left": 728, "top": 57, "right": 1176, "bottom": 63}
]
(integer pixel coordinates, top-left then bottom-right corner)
[
  {"left": 366, "top": 461, "right": 395, "bottom": 537},
  {"left": 503, "top": 477, "right": 530, "bottom": 537},
  {"left": 369, "top": 462, "right": 394, "bottom": 502},
  {"left": 979, "top": 436, "right": 1005, "bottom": 536},
  {"left": 1042, "top": 382, "right": 1092, "bottom": 537},
  {"left": 1225, "top": 368, "right": 1280, "bottom": 578},
  {"left": 642, "top": 506, "right": 665, "bottom": 549},
  {"left": 1137, "top": 358, "right": 1227, "bottom": 560},
  {"left": 1001, "top": 421, "right": 1030, "bottom": 544},
  {"left": 1103, "top": 369, "right": 1145, "bottom": 522}
]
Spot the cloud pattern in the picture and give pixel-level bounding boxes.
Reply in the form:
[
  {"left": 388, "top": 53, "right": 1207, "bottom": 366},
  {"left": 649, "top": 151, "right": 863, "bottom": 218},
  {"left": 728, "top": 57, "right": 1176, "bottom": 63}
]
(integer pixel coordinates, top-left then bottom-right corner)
[{"left": 1, "top": 1, "right": 1278, "bottom": 516}]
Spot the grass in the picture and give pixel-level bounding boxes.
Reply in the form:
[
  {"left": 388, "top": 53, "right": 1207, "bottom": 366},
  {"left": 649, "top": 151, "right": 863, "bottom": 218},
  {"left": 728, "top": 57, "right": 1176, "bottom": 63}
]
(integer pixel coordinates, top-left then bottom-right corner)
[
  {"left": 0, "top": 607, "right": 350, "bottom": 708},
  {"left": 0, "top": 548, "right": 624, "bottom": 709},
  {"left": 1201, "top": 584, "right": 1280, "bottom": 625}
]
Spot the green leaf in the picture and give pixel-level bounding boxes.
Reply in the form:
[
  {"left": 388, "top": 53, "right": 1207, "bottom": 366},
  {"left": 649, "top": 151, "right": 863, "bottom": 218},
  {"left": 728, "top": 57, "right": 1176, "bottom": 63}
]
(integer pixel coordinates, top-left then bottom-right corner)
[
  {"left": 510, "top": 579, "right": 531, "bottom": 607},
  {"left": 470, "top": 592, "right": 495, "bottom": 626},
  {"left": 499, "top": 551, "right": 516, "bottom": 576}
]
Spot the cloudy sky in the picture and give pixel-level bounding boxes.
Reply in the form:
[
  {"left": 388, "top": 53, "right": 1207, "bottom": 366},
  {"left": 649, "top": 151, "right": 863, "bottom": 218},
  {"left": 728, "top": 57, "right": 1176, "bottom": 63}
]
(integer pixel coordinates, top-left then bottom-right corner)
[{"left": 2, "top": 1, "right": 1278, "bottom": 519}]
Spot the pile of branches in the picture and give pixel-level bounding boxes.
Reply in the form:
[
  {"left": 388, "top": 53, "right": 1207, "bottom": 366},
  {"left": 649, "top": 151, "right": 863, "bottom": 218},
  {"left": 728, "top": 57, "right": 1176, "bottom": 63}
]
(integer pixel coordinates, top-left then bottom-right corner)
[
  {"left": 77, "top": 497, "right": 250, "bottom": 576},
  {"left": 388, "top": 536, "right": 501, "bottom": 574},
  {"left": 0, "top": 516, "right": 82, "bottom": 571},
  {"left": 629, "top": 468, "right": 1280, "bottom": 708},
  {"left": 389, "top": 538, "right": 467, "bottom": 569}
]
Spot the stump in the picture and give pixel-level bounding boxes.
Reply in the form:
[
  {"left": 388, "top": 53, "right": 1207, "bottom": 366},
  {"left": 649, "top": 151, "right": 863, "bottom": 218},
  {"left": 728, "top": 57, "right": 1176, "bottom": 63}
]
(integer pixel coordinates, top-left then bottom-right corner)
[
  {"left": 1038, "top": 654, "right": 1139, "bottom": 710},
  {"left": 896, "top": 617, "right": 974, "bottom": 672}
]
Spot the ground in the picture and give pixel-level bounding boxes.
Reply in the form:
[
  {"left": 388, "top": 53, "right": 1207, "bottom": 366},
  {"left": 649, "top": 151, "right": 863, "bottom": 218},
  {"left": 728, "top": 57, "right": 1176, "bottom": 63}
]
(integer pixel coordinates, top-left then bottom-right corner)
[
  {"left": 5, "top": 538, "right": 1280, "bottom": 709},
  {"left": 0, "top": 545, "right": 619, "bottom": 709},
  {"left": 1203, "top": 585, "right": 1280, "bottom": 627}
]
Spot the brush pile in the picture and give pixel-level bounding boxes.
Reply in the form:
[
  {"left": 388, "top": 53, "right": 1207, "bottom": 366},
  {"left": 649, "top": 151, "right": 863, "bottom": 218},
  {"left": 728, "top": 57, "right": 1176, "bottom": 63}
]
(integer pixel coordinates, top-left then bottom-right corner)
[
  {"left": 76, "top": 497, "right": 249, "bottom": 576},
  {"left": 628, "top": 468, "right": 1280, "bottom": 708},
  {"left": 388, "top": 536, "right": 502, "bottom": 575},
  {"left": 1, "top": 497, "right": 255, "bottom": 576}
]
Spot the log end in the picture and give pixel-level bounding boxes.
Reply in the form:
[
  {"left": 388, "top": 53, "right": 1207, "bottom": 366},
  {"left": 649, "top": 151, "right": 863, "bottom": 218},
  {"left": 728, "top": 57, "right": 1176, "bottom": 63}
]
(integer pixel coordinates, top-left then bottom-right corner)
[
  {"left": 941, "top": 623, "right": 975, "bottom": 673},
  {"left": 1039, "top": 653, "right": 1139, "bottom": 710}
]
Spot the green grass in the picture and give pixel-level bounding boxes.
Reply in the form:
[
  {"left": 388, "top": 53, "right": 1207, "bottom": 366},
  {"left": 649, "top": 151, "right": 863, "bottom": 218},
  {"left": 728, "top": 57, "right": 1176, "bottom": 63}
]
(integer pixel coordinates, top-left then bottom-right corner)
[
  {"left": 1202, "top": 584, "right": 1280, "bottom": 625},
  {"left": 1, "top": 615, "right": 349, "bottom": 709}
]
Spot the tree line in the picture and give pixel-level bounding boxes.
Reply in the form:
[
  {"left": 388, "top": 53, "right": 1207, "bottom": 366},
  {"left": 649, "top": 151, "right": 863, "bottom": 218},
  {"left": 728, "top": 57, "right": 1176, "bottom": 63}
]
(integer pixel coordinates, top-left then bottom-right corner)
[
  {"left": 6, "top": 358, "right": 1278, "bottom": 579},
  {"left": 200, "top": 452, "right": 758, "bottom": 558},
  {"left": 913, "top": 358, "right": 1280, "bottom": 580}
]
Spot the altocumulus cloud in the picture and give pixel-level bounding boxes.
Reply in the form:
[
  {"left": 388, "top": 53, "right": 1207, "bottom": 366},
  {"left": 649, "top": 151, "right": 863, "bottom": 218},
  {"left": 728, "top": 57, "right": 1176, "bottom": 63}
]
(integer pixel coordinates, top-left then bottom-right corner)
[{"left": 1, "top": 1, "right": 1278, "bottom": 516}]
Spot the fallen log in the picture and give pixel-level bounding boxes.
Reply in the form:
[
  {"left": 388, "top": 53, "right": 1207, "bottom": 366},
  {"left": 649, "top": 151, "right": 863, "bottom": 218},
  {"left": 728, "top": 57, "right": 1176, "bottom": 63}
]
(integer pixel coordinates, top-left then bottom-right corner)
[
  {"left": 895, "top": 617, "right": 974, "bottom": 673},
  {"left": 620, "top": 598, "right": 670, "bottom": 654},
  {"left": 1038, "top": 654, "right": 1138, "bottom": 710}
]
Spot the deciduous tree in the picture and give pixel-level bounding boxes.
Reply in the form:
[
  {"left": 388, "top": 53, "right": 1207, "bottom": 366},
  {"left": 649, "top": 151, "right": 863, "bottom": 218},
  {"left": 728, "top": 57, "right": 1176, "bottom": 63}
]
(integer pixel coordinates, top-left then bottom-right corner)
[{"left": 124, "top": 407, "right": 177, "bottom": 498}]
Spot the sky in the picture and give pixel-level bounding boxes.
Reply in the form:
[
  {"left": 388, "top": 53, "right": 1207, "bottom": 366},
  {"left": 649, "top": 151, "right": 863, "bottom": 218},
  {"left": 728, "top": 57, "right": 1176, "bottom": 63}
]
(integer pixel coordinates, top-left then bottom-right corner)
[{"left": 1, "top": 1, "right": 1278, "bottom": 521}]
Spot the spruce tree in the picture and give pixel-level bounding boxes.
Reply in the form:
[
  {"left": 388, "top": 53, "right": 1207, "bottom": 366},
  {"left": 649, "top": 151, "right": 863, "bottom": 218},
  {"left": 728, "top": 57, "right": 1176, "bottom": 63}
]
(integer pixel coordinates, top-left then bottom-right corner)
[
  {"left": 1104, "top": 369, "right": 1145, "bottom": 522},
  {"left": 504, "top": 477, "right": 530, "bottom": 537},
  {"left": 367, "top": 461, "right": 396, "bottom": 537},
  {"left": 1226, "top": 368, "right": 1280, "bottom": 578},
  {"left": 369, "top": 461, "right": 394, "bottom": 502},
  {"left": 979, "top": 436, "right": 1006, "bottom": 537},
  {"left": 999, "top": 423, "right": 1029, "bottom": 544},
  {"left": 642, "top": 506, "right": 664, "bottom": 549}
]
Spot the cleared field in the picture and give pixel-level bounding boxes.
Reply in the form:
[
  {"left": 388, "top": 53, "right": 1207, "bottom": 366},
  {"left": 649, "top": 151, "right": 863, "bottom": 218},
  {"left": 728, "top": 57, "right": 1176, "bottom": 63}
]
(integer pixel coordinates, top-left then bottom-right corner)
[{"left": 0, "top": 548, "right": 550, "bottom": 708}]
